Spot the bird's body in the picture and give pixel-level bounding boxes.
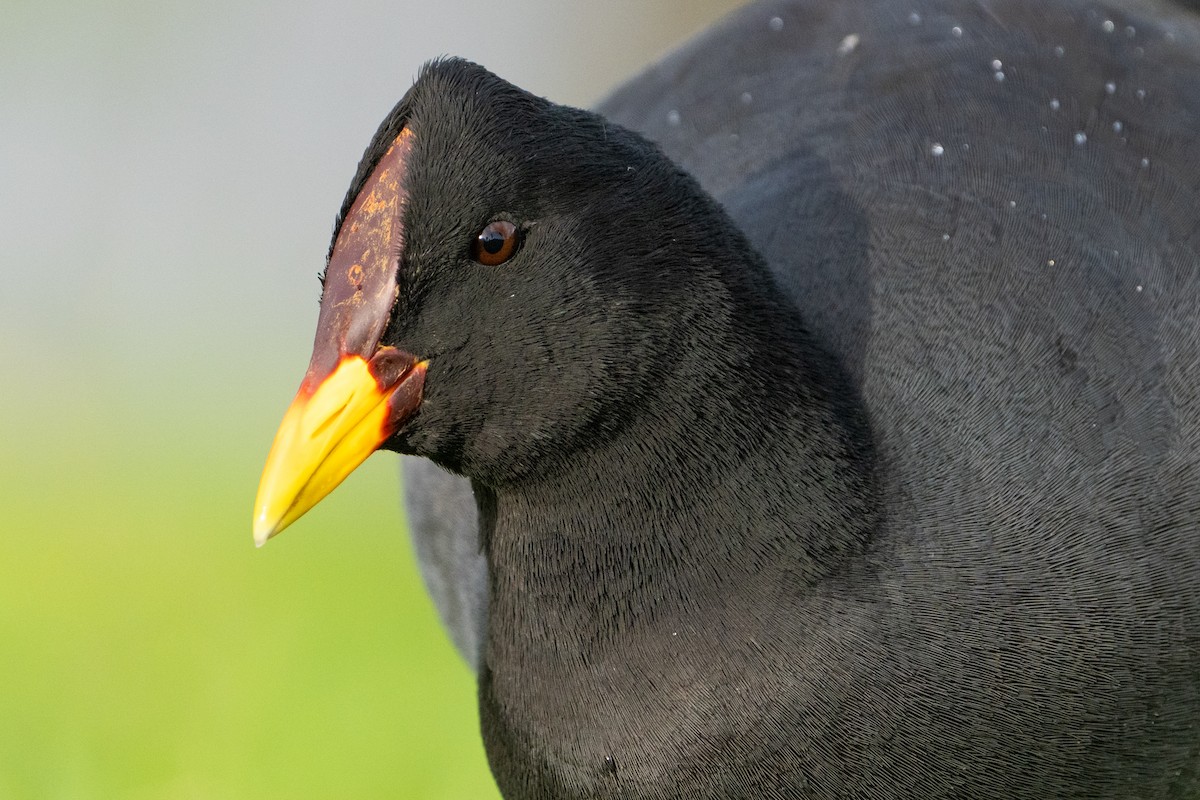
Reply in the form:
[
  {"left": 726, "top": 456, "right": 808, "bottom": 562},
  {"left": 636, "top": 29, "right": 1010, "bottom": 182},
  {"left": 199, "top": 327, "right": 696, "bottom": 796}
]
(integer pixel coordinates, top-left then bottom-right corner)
[{"left": 255, "top": 0, "right": 1200, "bottom": 797}]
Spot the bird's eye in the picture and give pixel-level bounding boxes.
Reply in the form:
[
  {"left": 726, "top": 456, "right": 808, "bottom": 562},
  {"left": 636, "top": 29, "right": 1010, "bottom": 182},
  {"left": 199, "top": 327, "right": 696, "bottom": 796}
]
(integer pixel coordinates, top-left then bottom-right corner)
[{"left": 471, "top": 220, "right": 520, "bottom": 266}]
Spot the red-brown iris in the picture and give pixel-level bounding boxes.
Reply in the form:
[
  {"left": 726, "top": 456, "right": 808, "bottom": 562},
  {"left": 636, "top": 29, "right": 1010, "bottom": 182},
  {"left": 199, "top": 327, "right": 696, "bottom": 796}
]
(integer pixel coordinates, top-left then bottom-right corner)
[{"left": 472, "top": 220, "right": 520, "bottom": 265}]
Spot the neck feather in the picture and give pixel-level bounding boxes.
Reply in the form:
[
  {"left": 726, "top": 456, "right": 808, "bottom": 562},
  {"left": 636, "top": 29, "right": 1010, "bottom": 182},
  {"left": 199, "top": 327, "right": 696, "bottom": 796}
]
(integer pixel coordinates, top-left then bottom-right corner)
[{"left": 479, "top": 270, "right": 877, "bottom": 663}]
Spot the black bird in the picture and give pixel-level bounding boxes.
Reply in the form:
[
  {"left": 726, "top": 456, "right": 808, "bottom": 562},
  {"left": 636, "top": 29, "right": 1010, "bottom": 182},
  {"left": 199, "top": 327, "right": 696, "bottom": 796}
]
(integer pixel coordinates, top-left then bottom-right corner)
[{"left": 254, "top": 0, "right": 1200, "bottom": 797}]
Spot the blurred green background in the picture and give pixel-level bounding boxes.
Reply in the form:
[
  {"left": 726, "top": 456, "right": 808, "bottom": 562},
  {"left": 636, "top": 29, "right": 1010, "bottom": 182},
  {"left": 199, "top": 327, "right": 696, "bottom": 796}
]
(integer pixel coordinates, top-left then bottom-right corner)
[{"left": 0, "top": 0, "right": 741, "bottom": 797}]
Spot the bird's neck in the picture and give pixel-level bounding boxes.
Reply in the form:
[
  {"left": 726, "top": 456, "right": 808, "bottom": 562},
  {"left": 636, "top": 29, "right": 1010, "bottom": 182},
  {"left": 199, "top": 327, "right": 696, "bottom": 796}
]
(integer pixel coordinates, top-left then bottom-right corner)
[
  {"left": 474, "top": 261, "right": 878, "bottom": 795},
  {"left": 478, "top": 274, "right": 878, "bottom": 666}
]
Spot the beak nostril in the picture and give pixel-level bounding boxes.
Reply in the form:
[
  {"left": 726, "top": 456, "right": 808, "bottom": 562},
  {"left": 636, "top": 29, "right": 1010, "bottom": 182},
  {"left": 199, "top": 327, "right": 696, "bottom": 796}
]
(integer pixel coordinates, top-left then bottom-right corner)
[{"left": 311, "top": 398, "right": 351, "bottom": 440}]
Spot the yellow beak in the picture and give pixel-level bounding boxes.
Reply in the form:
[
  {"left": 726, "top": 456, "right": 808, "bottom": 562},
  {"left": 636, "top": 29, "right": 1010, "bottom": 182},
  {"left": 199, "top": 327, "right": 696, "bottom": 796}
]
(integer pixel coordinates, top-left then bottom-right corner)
[
  {"left": 253, "top": 128, "right": 423, "bottom": 546},
  {"left": 252, "top": 352, "right": 425, "bottom": 546}
]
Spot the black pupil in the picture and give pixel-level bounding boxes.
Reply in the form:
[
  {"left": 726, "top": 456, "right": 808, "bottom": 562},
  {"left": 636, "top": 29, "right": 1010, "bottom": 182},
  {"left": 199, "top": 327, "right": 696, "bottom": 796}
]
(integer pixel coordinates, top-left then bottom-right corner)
[{"left": 481, "top": 229, "right": 506, "bottom": 254}]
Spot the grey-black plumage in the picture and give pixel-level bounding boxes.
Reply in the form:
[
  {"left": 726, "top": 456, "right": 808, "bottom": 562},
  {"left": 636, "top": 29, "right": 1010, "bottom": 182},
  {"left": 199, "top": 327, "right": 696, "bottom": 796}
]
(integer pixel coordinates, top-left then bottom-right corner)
[{"left": 259, "top": 0, "right": 1200, "bottom": 797}]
